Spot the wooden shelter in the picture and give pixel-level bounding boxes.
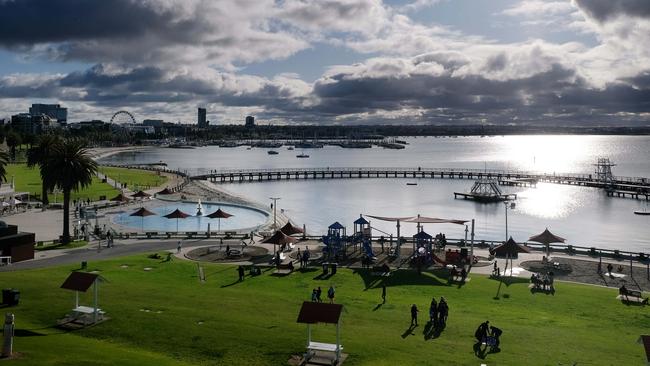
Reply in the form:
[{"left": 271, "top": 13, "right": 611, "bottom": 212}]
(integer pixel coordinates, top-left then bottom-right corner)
[
  {"left": 60, "top": 272, "right": 105, "bottom": 324},
  {"left": 297, "top": 301, "right": 344, "bottom": 365}
]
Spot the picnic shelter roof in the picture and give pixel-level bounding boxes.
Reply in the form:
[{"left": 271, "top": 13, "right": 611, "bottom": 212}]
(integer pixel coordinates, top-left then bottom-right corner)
[
  {"left": 297, "top": 301, "right": 343, "bottom": 324},
  {"left": 60, "top": 272, "right": 100, "bottom": 292}
]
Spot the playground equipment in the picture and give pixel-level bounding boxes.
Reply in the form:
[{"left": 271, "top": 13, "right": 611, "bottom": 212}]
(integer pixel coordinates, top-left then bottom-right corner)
[{"left": 322, "top": 222, "right": 346, "bottom": 261}]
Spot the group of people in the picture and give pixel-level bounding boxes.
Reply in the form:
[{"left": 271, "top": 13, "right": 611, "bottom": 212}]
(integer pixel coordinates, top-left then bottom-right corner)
[
  {"left": 530, "top": 271, "right": 554, "bottom": 291},
  {"left": 410, "top": 297, "right": 449, "bottom": 327},
  {"left": 310, "top": 285, "right": 335, "bottom": 303},
  {"left": 297, "top": 247, "right": 311, "bottom": 268},
  {"left": 474, "top": 320, "right": 503, "bottom": 352}
]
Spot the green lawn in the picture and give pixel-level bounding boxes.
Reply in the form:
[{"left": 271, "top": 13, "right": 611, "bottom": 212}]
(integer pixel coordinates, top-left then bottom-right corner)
[
  {"left": 2, "top": 256, "right": 648, "bottom": 365},
  {"left": 98, "top": 166, "right": 168, "bottom": 191},
  {"left": 6, "top": 164, "right": 167, "bottom": 202}
]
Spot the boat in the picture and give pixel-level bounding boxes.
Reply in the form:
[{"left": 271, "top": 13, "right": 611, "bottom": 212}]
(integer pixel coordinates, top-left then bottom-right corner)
[
  {"left": 296, "top": 153, "right": 310, "bottom": 158},
  {"left": 635, "top": 210, "right": 650, "bottom": 215},
  {"left": 406, "top": 182, "right": 417, "bottom": 186},
  {"left": 267, "top": 150, "right": 279, "bottom": 155},
  {"left": 287, "top": 147, "right": 294, "bottom": 150}
]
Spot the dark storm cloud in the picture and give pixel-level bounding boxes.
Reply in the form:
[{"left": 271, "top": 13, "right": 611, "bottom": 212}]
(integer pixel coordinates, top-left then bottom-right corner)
[
  {"left": 574, "top": 0, "right": 650, "bottom": 22},
  {"left": 0, "top": 0, "right": 201, "bottom": 46}
]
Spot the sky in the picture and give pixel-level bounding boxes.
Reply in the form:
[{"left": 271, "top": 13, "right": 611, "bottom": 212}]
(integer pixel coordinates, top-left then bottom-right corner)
[{"left": 0, "top": 0, "right": 649, "bottom": 126}]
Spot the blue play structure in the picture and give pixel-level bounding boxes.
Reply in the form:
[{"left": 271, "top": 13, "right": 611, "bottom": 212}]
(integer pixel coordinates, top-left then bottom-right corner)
[
  {"left": 323, "top": 221, "right": 346, "bottom": 260},
  {"left": 362, "top": 238, "right": 375, "bottom": 258}
]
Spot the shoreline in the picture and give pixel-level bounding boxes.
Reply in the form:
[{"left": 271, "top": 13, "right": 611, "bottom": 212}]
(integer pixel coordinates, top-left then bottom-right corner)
[{"left": 89, "top": 146, "right": 151, "bottom": 160}]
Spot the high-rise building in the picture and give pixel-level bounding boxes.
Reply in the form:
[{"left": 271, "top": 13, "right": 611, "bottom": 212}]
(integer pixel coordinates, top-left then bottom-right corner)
[
  {"left": 29, "top": 103, "right": 67, "bottom": 123},
  {"left": 198, "top": 107, "right": 207, "bottom": 128},
  {"left": 245, "top": 115, "right": 255, "bottom": 127}
]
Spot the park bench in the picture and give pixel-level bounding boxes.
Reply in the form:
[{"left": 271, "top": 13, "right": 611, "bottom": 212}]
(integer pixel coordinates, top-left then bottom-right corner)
[
  {"left": 304, "top": 341, "right": 343, "bottom": 365},
  {"left": 0, "top": 256, "right": 11, "bottom": 266},
  {"left": 145, "top": 232, "right": 159, "bottom": 239},
  {"left": 618, "top": 288, "right": 649, "bottom": 304},
  {"left": 275, "top": 262, "right": 294, "bottom": 275},
  {"left": 185, "top": 231, "right": 197, "bottom": 238},
  {"left": 371, "top": 265, "right": 391, "bottom": 277}
]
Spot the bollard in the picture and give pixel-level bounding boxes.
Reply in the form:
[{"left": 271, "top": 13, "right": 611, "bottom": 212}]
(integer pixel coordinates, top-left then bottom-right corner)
[{"left": 2, "top": 313, "right": 14, "bottom": 358}]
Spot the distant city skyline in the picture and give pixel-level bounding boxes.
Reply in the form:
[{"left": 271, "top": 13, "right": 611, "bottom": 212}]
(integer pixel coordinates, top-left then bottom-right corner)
[{"left": 0, "top": 0, "right": 649, "bottom": 125}]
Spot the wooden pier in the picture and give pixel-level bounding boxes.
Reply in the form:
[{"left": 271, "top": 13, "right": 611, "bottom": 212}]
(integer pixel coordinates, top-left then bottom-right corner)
[
  {"left": 498, "top": 178, "right": 538, "bottom": 187},
  {"left": 188, "top": 167, "right": 650, "bottom": 199}
]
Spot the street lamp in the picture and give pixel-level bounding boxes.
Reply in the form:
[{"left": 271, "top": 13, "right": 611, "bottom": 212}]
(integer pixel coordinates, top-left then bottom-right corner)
[
  {"left": 504, "top": 201, "right": 516, "bottom": 241},
  {"left": 269, "top": 197, "right": 281, "bottom": 229}
]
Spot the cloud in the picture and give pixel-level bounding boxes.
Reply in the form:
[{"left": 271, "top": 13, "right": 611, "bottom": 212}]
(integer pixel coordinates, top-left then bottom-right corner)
[
  {"left": 501, "top": 1, "right": 575, "bottom": 17},
  {"left": 573, "top": 0, "right": 650, "bottom": 22}
]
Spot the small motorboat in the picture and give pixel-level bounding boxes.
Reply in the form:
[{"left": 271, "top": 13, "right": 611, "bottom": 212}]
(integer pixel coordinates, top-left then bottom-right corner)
[
  {"left": 634, "top": 210, "right": 650, "bottom": 215},
  {"left": 267, "top": 150, "right": 279, "bottom": 155},
  {"left": 406, "top": 182, "right": 417, "bottom": 186},
  {"left": 296, "top": 153, "right": 310, "bottom": 158}
]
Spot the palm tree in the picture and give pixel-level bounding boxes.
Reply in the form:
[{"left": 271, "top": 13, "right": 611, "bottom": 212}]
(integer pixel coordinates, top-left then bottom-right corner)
[
  {"left": 43, "top": 138, "right": 97, "bottom": 244},
  {"left": 27, "top": 135, "right": 61, "bottom": 205},
  {"left": 0, "top": 149, "right": 9, "bottom": 186}
]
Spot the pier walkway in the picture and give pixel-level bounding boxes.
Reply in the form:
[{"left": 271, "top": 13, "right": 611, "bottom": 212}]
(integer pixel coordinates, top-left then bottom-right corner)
[{"left": 192, "top": 167, "right": 650, "bottom": 199}]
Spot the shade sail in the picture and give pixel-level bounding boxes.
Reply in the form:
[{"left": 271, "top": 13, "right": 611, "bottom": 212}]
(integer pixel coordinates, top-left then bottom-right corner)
[
  {"left": 493, "top": 237, "right": 531, "bottom": 257},
  {"left": 131, "top": 190, "right": 152, "bottom": 198},
  {"left": 404, "top": 216, "right": 468, "bottom": 225},
  {"left": 365, "top": 215, "right": 414, "bottom": 222},
  {"left": 110, "top": 193, "right": 130, "bottom": 202},
  {"left": 206, "top": 208, "right": 233, "bottom": 219},
  {"left": 528, "top": 228, "right": 566, "bottom": 244},
  {"left": 130, "top": 207, "right": 156, "bottom": 217},
  {"left": 328, "top": 221, "right": 345, "bottom": 230},
  {"left": 163, "top": 208, "right": 191, "bottom": 219},
  {"left": 263, "top": 230, "right": 297, "bottom": 245},
  {"left": 280, "top": 221, "right": 304, "bottom": 236},
  {"left": 156, "top": 188, "right": 173, "bottom": 195},
  {"left": 366, "top": 214, "right": 467, "bottom": 225}
]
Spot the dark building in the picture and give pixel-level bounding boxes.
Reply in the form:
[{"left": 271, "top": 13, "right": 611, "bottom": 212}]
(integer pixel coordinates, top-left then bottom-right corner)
[
  {"left": 198, "top": 107, "right": 208, "bottom": 128},
  {"left": 29, "top": 103, "right": 67, "bottom": 123},
  {"left": 11, "top": 113, "right": 59, "bottom": 134},
  {"left": 245, "top": 115, "right": 255, "bottom": 127},
  {"left": 0, "top": 222, "right": 35, "bottom": 263}
]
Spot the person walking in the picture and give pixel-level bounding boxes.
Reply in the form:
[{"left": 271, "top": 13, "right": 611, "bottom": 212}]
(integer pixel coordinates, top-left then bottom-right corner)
[
  {"left": 429, "top": 298, "right": 438, "bottom": 326},
  {"left": 410, "top": 304, "right": 419, "bottom": 326},
  {"left": 297, "top": 248, "right": 302, "bottom": 268},
  {"left": 177, "top": 240, "right": 182, "bottom": 254},
  {"left": 327, "top": 285, "right": 335, "bottom": 304},
  {"left": 311, "top": 289, "right": 317, "bottom": 302},
  {"left": 438, "top": 297, "right": 448, "bottom": 326},
  {"left": 237, "top": 265, "right": 245, "bottom": 281},
  {"left": 316, "top": 286, "right": 323, "bottom": 302},
  {"left": 381, "top": 284, "right": 386, "bottom": 304}
]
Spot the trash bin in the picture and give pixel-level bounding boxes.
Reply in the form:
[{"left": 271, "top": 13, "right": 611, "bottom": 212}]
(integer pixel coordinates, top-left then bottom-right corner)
[
  {"left": 331, "top": 263, "right": 337, "bottom": 275},
  {"left": 2, "top": 289, "right": 19, "bottom": 306},
  {"left": 81, "top": 261, "right": 88, "bottom": 269}
]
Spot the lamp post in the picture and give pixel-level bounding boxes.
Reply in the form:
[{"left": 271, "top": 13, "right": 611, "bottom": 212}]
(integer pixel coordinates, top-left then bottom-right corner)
[
  {"left": 269, "top": 197, "right": 281, "bottom": 229},
  {"left": 504, "top": 201, "right": 516, "bottom": 241}
]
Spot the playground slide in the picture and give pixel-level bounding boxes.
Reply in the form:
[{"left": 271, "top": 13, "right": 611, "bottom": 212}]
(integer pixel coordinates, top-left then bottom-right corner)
[
  {"left": 431, "top": 253, "right": 447, "bottom": 266},
  {"left": 362, "top": 240, "right": 375, "bottom": 258}
]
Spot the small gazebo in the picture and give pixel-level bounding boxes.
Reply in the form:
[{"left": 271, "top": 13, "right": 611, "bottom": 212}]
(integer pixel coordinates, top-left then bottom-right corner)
[
  {"left": 413, "top": 230, "right": 433, "bottom": 253},
  {"left": 60, "top": 272, "right": 105, "bottom": 324},
  {"left": 328, "top": 222, "right": 346, "bottom": 237},
  {"left": 297, "top": 301, "right": 344, "bottom": 365},
  {"left": 493, "top": 237, "right": 531, "bottom": 276}
]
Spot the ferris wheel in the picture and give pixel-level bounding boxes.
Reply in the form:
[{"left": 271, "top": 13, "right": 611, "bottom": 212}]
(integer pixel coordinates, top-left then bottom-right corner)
[{"left": 110, "top": 110, "right": 137, "bottom": 124}]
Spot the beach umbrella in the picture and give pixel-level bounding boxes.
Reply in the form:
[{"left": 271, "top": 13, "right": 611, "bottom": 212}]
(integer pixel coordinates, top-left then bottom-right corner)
[
  {"left": 206, "top": 208, "right": 233, "bottom": 232},
  {"left": 280, "top": 221, "right": 304, "bottom": 236},
  {"left": 529, "top": 228, "right": 566, "bottom": 254},
  {"left": 493, "top": 237, "right": 531, "bottom": 276},
  {"left": 130, "top": 207, "right": 156, "bottom": 231},
  {"left": 156, "top": 188, "right": 173, "bottom": 195},
  {"left": 163, "top": 208, "right": 191, "bottom": 232},
  {"left": 131, "top": 190, "right": 152, "bottom": 199},
  {"left": 263, "top": 230, "right": 297, "bottom": 259},
  {"left": 110, "top": 193, "right": 130, "bottom": 202}
]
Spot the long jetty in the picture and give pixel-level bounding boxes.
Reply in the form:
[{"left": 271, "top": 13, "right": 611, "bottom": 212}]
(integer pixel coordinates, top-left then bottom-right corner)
[{"left": 191, "top": 167, "right": 650, "bottom": 199}]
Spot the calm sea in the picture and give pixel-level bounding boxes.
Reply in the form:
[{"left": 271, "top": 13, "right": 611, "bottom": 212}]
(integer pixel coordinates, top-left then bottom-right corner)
[{"left": 100, "top": 135, "right": 650, "bottom": 252}]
